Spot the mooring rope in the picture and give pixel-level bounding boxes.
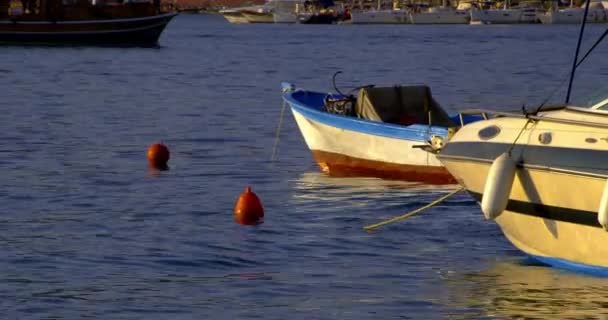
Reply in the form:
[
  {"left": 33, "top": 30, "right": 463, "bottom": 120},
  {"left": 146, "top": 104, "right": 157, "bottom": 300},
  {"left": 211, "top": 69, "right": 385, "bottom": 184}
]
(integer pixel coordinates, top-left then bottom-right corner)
[
  {"left": 363, "top": 187, "right": 465, "bottom": 231},
  {"left": 271, "top": 101, "right": 288, "bottom": 161}
]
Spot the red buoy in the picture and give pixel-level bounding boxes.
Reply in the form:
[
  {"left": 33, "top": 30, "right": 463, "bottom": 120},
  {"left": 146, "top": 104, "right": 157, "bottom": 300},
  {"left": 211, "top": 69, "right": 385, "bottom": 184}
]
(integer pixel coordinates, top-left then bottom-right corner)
[
  {"left": 234, "top": 185, "right": 264, "bottom": 225},
  {"left": 147, "top": 142, "right": 170, "bottom": 170}
]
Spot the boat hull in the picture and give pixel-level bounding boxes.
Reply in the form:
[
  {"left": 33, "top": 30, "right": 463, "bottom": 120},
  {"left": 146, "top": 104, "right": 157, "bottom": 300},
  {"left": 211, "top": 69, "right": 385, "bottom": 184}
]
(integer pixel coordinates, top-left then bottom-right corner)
[
  {"left": 438, "top": 109, "right": 608, "bottom": 271},
  {"left": 0, "top": 12, "right": 177, "bottom": 46},
  {"left": 241, "top": 11, "right": 274, "bottom": 23},
  {"left": 349, "top": 10, "right": 408, "bottom": 24},
  {"left": 409, "top": 10, "right": 469, "bottom": 24},
  {"left": 220, "top": 11, "right": 249, "bottom": 23},
  {"left": 286, "top": 91, "right": 456, "bottom": 184},
  {"left": 539, "top": 8, "right": 606, "bottom": 24},
  {"left": 470, "top": 9, "right": 522, "bottom": 24}
]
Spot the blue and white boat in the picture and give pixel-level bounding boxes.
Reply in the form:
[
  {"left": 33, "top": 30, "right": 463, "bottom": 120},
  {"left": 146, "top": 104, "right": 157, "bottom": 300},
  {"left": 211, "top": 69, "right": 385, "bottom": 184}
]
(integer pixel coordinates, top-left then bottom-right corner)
[{"left": 281, "top": 81, "right": 479, "bottom": 184}]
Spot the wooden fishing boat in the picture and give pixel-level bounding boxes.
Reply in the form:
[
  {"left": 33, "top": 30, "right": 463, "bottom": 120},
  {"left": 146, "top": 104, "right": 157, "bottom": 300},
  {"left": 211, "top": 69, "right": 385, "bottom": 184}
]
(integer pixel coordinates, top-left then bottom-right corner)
[
  {"left": 281, "top": 81, "right": 480, "bottom": 184},
  {"left": 0, "top": 0, "right": 177, "bottom": 45}
]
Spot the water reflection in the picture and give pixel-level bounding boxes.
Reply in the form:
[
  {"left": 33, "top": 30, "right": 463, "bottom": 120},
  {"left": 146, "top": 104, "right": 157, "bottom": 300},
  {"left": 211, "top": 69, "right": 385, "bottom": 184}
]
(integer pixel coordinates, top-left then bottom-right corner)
[
  {"left": 291, "top": 171, "right": 458, "bottom": 202},
  {"left": 443, "top": 259, "right": 608, "bottom": 320}
]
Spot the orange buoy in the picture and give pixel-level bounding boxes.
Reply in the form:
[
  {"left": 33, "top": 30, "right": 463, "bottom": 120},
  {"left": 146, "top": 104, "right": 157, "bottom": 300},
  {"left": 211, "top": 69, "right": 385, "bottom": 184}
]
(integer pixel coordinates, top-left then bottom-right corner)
[
  {"left": 234, "top": 185, "right": 264, "bottom": 225},
  {"left": 147, "top": 142, "right": 170, "bottom": 170}
]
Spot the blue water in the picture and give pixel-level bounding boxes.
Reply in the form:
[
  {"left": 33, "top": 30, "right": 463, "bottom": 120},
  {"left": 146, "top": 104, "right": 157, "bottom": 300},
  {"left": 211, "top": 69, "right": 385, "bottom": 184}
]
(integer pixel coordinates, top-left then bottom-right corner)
[{"left": 3, "top": 14, "right": 608, "bottom": 319}]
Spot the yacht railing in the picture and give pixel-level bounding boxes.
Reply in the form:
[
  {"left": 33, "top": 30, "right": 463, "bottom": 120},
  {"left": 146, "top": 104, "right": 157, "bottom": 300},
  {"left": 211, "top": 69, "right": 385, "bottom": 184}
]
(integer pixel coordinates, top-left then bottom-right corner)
[{"left": 455, "top": 106, "right": 608, "bottom": 129}]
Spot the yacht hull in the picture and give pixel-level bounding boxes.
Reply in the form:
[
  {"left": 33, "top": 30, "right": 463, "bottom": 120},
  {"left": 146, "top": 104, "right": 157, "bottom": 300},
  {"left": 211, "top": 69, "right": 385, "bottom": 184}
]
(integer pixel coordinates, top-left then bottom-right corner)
[
  {"left": 409, "top": 10, "right": 469, "bottom": 24},
  {"left": 539, "top": 8, "right": 606, "bottom": 24},
  {"left": 470, "top": 9, "right": 522, "bottom": 24},
  {"left": 349, "top": 10, "right": 408, "bottom": 24}
]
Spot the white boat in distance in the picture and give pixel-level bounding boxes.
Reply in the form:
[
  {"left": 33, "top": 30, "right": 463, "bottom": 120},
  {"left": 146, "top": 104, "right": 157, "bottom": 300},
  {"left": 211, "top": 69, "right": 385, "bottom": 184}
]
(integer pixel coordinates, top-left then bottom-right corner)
[
  {"left": 349, "top": 9, "right": 408, "bottom": 24},
  {"left": 409, "top": 6, "right": 470, "bottom": 24},
  {"left": 240, "top": 6, "right": 275, "bottom": 23},
  {"left": 219, "top": 8, "right": 249, "bottom": 23},
  {"left": 539, "top": 7, "right": 606, "bottom": 24},
  {"left": 470, "top": 8, "right": 523, "bottom": 24}
]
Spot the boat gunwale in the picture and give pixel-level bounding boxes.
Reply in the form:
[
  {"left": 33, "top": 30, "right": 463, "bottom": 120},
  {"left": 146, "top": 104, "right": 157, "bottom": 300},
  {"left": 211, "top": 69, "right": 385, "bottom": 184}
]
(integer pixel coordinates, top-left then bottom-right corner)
[
  {"left": 0, "top": 20, "right": 170, "bottom": 35},
  {"left": 458, "top": 106, "right": 608, "bottom": 129},
  {"left": 437, "top": 153, "right": 608, "bottom": 179},
  {"left": 282, "top": 88, "right": 450, "bottom": 142},
  {"left": 0, "top": 11, "right": 178, "bottom": 25}
]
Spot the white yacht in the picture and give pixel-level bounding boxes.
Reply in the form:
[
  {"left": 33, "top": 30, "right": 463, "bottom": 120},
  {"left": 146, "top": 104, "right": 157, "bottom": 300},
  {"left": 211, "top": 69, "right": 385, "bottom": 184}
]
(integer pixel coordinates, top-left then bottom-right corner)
[
  {"left": 409, "top": 5, "right": 470, "bottom": 24},
  {"left": 470, "top": 8, "right": 523, "bottom": 24},
  {"left": 240, "top": 5, "right": 275, "bottom": 23},
  {"left": 349, "top": 9, "right": 408, "bottom": 23},
  {"left": 539, "top": 5, "right": 606, "bottom": 24},
  {"left": 349, "top": 0, "right": 408, "bottom": 24},
  {"left": 219, "top": 8, "right": 250, "bottom": 24},
  {"left": 470, "top": 0, "right": 522, "bottom": 24}
]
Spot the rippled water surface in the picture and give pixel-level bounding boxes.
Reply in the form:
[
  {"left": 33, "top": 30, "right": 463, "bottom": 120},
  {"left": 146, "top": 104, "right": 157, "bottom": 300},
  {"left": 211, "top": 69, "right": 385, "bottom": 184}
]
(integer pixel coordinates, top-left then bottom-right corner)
[{"left": 3, "top": 14, "right": 608, "bottom": 319}]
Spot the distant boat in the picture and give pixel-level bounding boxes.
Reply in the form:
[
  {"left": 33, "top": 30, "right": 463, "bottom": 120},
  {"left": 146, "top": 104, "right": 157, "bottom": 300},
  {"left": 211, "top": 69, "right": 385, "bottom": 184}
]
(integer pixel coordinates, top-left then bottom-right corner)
[
  {"left": 539, "top": 7, "right": 606, "bottom": 24},
  {"left": 409, "top": 6, "right": 470, "bottom": 24},
  {"left": 349, "top": 0, "right": 408, "bottom": 24},
  {"left": 349, "top": 9, "right": 408, "bottom": 24},
  {"left": 240, "top": 6, "right": 275, "bottom": 23},
  {"left": 469, "top": 0, "right": 524, "bottom": 24},
  {"left": 281, "top": 81, "right": 481, "bottom": 184},
  {"left": 470, "top": 8, "right": 523, "bottom": 24},
  {"left": 0, "top": 0, "right": 177, "bottom": 46},
  {"left": 219, "top": 8, "right": 249, "bottom": 23}
]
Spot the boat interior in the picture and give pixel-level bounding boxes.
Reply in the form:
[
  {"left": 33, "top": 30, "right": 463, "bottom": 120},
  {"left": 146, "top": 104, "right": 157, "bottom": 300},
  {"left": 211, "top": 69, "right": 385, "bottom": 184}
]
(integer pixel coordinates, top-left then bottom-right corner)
[
  {"left": 355, "top": 85, "right": 455, "bottom": 126},
  {"left": 286, "top": 84, "right": 485, "bottom": 128}
]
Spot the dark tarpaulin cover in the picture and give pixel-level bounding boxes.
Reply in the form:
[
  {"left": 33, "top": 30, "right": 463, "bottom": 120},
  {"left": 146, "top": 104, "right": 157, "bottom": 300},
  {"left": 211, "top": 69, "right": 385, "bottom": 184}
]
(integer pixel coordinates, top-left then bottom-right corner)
[{"left": 354, "top": 85, "right": 455, "bottom": 127}]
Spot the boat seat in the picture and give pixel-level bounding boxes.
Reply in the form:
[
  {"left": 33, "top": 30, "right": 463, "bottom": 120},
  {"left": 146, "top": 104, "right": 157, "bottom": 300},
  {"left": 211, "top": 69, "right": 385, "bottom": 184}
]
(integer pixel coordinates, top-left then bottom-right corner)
[{"left": 355, "top": 85, "right": 455, "bottom": 127}]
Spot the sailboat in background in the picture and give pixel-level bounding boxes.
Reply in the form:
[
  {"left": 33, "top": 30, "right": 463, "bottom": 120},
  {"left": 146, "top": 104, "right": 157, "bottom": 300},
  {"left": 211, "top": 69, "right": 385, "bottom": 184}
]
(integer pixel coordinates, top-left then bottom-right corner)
[
  {"left": 409, "top": 0, "right": 470, "bottom": 24},
  {"left": 539, "top": 0, "right": 606, "bottom": 24},
  {"left": 219, "top": 8, "right": 250, "bottom": 23},
  {"left": 349, "top": 0, "right": 408, "bottom": 24},
  {"left": 0, "top": 0, "right": 176, "bottom": 45},
  {"left": 470, "top": 0, "right": 523, "bottom": 24}
]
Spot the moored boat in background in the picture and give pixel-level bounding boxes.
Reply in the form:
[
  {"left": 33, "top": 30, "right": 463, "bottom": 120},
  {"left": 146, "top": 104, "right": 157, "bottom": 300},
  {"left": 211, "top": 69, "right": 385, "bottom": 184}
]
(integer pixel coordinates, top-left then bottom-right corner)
[
  {"left": 0, "top": 0, "right": 177, "bottom": 45},
  {"left": 240, "top": 5, "right": 274, "bottom": 23},
  {"left": 219, "top": 8, "right": 249, "bottom": 23},
  {"left": 409, "top": 5, "right": 469, "bottom": 24},
  {"left": 539, "top": 6, "right": 606, "bottom": 24},
  {"left": 349, "top": 9, "right": 408, "bottom": 24}
]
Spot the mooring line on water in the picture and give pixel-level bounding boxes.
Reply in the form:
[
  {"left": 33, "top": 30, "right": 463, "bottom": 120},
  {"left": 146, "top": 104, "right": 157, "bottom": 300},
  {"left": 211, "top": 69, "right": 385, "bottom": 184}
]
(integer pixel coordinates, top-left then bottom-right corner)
[
  {"left": 271, "top": 101, "right": 288, "bottom": 162},
  {"left": 363, "top": 187, "right": 465, "bottom": 231}
]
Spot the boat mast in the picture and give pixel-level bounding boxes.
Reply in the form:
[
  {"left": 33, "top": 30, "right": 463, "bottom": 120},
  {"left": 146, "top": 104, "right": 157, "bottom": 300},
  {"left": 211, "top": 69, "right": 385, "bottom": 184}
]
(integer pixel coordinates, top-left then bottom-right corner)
[{"left": 565, "top": 0, "right": 592, "bottom": 103}]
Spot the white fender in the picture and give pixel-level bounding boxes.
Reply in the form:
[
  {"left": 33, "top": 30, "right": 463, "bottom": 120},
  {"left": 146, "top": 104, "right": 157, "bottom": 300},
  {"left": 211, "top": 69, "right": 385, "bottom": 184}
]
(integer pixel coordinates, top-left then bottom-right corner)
[
  {"left": 598, "top": 180, "right": 608, "bottom": 230},
  {"left": 481, "top": 152, "right": 517, "bottom": 220}
]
